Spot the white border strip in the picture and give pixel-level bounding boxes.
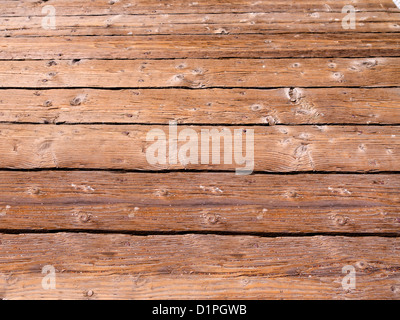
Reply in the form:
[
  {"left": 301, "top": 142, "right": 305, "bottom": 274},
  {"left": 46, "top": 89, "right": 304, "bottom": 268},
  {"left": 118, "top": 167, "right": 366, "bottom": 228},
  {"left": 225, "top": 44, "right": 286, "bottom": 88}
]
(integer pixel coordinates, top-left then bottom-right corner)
[{"left": 394, "top": 0, "right": 400, "bottom": 9}]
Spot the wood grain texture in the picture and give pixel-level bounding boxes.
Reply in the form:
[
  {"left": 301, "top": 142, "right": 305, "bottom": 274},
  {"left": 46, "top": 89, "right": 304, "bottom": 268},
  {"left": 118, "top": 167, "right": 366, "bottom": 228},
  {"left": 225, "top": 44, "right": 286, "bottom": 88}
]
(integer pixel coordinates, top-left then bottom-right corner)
[
  {"left": 1, "top": 33, "right": 400, "bottom": 60},
  {"left": 1, "top": 58, "right": 399, "bottom": 88},
  {"left": 0, "top": 124, "right": 398, "bottom": 172},
  {"left": 0, "top": 233, "right": 399, "bottom": 300},
  {"left": 1, "top": 0, "right": 400, "bottom": 301},
  {"left": 1, "top": 0, "right": 398, "bottom": 16},
  {"left": 2, "top": 12, "right": 400, "bottom": 37},
  {"left": 1, "top": 88, "right": 400, "bottom": 124},
  {"left": 0, "top": 171, "right": 399, "bottom": 234}
]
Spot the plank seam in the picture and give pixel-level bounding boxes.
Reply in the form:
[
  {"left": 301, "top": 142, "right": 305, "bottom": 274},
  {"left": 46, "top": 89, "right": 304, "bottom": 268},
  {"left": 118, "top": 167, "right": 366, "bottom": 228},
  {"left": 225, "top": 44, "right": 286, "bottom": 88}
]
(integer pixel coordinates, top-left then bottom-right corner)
[
  {"left": 5, "top": 31, "right": 400, "bottom": 38},
  {"left": 0, "top": 168, "right": 399, "bottom": 174},
  {"left": 0, "top": 122, "right": 398, "bottom": 126},
  {"left": 0, "top": 229, "right": 399, "bottom": 238},
  {"left": 2, "top": 55, "right": 400, "bottom": 62}
]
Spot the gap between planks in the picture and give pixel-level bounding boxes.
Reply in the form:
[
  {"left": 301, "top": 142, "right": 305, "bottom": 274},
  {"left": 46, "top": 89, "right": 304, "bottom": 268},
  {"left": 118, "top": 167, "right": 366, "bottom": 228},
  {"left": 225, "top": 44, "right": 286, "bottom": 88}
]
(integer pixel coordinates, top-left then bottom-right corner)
[
  {"left": 0, "top": 230, "right": 399, "bottom": 238},
  {"left": 1, "top": 12, "right": 400, "bottom": 37}
]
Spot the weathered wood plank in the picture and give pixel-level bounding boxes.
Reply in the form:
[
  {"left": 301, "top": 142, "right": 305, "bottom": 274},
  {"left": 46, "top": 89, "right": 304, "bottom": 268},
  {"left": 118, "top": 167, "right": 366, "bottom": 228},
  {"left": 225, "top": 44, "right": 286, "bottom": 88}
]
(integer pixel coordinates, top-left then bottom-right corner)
[
  {"left": 2, "top": 12, "right": 400, "bottom": 37},
  {"left": 0, "top": 234, "right": 399, "bottom": 299},
  {"left": 1, "top": 88, "right": 400, "bottom": 124},
  {"left": 0, "top": 172, "right": 399, "bottom": 234},
  {"left": 1, "top": 34, "right": 399, "bottom": 60},
  {"left": 0, "top": 124, "right": 398, "bottom": 172},
  {"left": 1, "top": 58, "right": 399, "bottom": 88},
  {"left": 1, "top": 0, "right": 397, "bottom": 16}
]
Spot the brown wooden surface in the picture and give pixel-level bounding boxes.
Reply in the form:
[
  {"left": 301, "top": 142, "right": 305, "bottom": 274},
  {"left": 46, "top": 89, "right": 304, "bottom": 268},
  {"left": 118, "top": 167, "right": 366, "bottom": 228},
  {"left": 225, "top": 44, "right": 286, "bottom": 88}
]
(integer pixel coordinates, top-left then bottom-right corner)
[
  {"left": 0, "top": 88, "right": 399, "bottom": 124},
  {"left": 0, "top": 172, "right": 399, "bottom": 234},
  {"left": 1, "top": 0, "right": 398, "bottom": 16},
  {"left": 2, "top": 12, "right": 400, "bottom": 37},
  {"left": 0, "top": 124, "right": 398, "bottom": 172},
  {"left": 1, "top": 234, "right": 400, "bottom": 300},
  {"left": 1, "top": 58, "right": 400, "bottom": 88},
  {"left": 1, "top": 34, "right": 400, "bottom": 60},
  {"left": 1, "top": 0, "right": 400, "bottom": 300}
]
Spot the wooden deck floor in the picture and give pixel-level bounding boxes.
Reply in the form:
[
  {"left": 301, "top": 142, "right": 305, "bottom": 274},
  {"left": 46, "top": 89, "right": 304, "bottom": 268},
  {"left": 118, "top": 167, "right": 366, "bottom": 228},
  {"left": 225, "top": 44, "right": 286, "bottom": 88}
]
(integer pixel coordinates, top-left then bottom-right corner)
[{"left": 0, "top": 0, "right": 400, "bottom": 300}]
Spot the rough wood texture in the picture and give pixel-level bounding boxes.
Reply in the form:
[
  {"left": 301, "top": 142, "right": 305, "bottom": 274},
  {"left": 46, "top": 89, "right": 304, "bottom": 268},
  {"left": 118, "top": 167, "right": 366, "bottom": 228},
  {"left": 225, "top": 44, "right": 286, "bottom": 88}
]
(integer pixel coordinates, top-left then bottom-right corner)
[
  {"left": 1, "top": 0, "right": 400, "bottom": 300},
  {"left": 1, "top": 234, "right": 399, "bottom": 300},
  {"left": 0, "top": 172, "right": 399, "bottom": 234},
  {"left": 0, "top": 124, "right": 397, "bottom": 172},
  {"left": 1, "top": 88, "right": 400, "bottom": 124},
  {"left": 2, "top": 12, "right": 400, "bottom": 37},
  {"left": 1, "top": 33, "right": 400, "bottom": 60},
  {"left": 1, "top": 0, "right": 398, "bottom": 16},
  {"left": 1, "top": 58, "right": 399, "bottom": 88}
]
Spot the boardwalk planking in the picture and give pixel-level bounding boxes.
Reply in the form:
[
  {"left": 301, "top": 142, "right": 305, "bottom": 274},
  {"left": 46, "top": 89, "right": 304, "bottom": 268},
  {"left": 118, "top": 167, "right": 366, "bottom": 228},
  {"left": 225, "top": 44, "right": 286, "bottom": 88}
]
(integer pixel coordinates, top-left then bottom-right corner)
[
  {"left": 1, "top": 0, "right": 400, "bottom": 301},
  {"left": 0, "top": 34, "right": 400, "bottom": 60},
  {"left": 0, "top": 88, "right": 399, "bottom": 124},
  {"left": 0, "top": 172, "right": 399, "bottom": 234},
  {"left": 1, "top": 58, "right": 399, "bottom": 88},
  {"left": 2, "top": 12, "right": 400, "bottom": 37},
  {"left": 0, "top": 124, "right": 398, "bottom": 172},
  {"left": 0, "top": 234, "right": 399, "bottom": 299},
  {"left": 1, "top": 0, "right": 398, "bottom": 16}
]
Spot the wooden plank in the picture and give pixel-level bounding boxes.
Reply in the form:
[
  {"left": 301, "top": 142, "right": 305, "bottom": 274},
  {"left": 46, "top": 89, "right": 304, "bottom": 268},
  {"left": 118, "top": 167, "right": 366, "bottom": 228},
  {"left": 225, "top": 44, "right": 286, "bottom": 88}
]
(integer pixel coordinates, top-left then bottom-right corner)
[
  {"left": 0, "top": 233, "right": 399, "bottom": 299},
  {"left": 0, "top": 171, "right": 399, "bottom": 234},
  {"left": 1, "top": 58, "right": 399, "bottom": 88},
  {"left": 1, "top": 0, "right": 397, "bottom": 16},
  {"left": 1, "top": 33, "right": 399, "bottom": 60},
  {"left": 0, "top": 0, "right": 398, "bottom": 302},
  {"left": 2, "top": 12, "right": 400, "bottom": 37},
  {"left": 1, "top": 88, "right": 400, "bottom": 124},
  {"left": 0, "top": 124, "right": 398, "bottom": 172}
]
